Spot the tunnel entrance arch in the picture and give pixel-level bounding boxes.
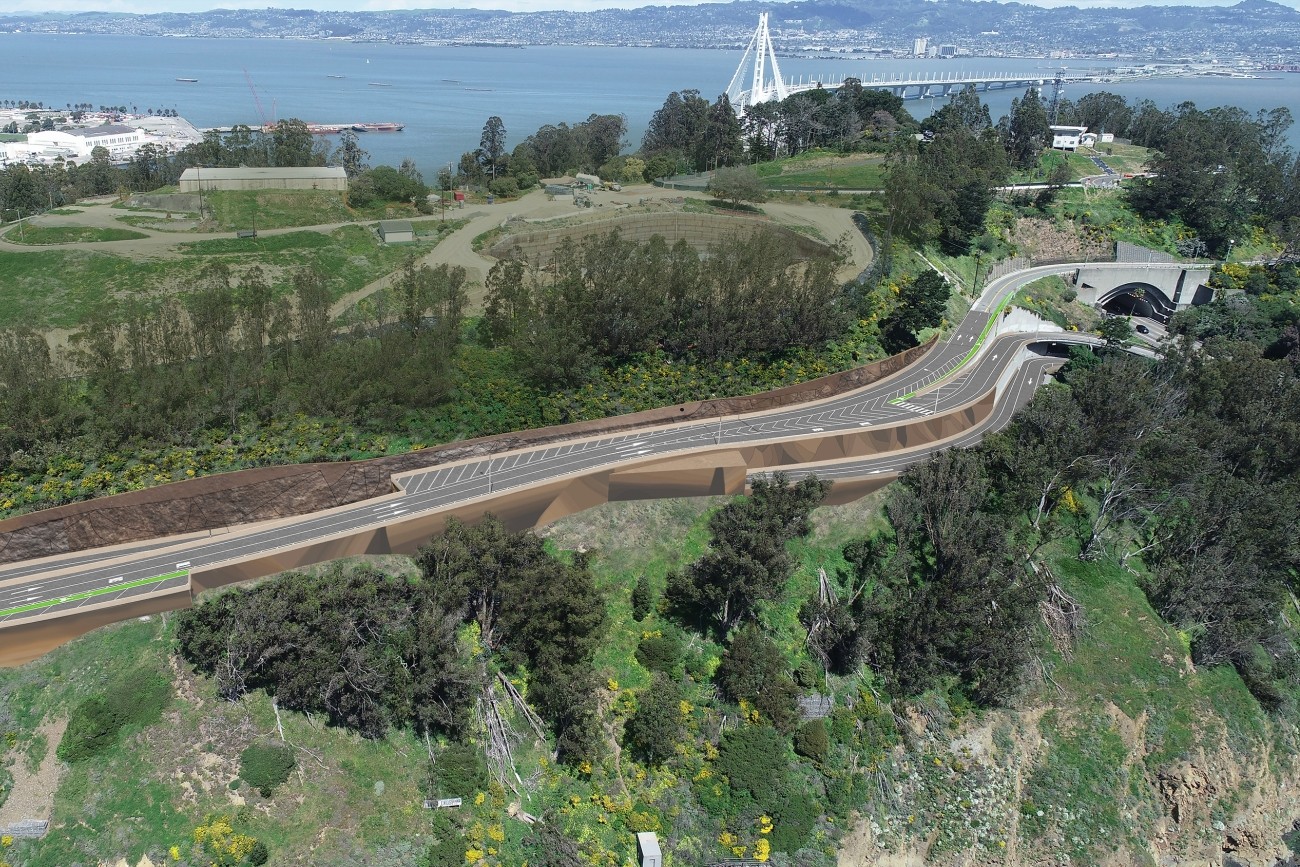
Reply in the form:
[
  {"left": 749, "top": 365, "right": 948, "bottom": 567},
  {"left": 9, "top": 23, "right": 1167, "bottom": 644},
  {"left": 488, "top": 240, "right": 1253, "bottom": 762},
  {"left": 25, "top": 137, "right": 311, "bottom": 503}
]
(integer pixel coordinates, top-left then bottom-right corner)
[{"left": 1096, "top": 281, "right": 1177, "bottom": 322}]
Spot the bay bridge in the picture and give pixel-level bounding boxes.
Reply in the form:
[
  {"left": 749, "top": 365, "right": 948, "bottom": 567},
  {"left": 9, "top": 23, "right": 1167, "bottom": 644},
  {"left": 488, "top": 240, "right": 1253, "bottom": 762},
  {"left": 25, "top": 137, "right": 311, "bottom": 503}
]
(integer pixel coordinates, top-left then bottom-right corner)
[{"left": 726, "top": 12, "right": 1094, "bottom": 111}]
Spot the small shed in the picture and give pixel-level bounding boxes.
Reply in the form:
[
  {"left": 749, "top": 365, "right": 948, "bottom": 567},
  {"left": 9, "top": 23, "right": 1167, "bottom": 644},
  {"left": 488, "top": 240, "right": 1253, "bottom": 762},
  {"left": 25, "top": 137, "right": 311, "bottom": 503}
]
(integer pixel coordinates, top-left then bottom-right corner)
[
  {"left": 378, "top": 219, "right": 414, "bottom": 244},
  {"left": 635, "top": 831, "right": 662, "bottom": 867},
  {"left": 576, "top": 172, "right": 600, "bottom": 189}
]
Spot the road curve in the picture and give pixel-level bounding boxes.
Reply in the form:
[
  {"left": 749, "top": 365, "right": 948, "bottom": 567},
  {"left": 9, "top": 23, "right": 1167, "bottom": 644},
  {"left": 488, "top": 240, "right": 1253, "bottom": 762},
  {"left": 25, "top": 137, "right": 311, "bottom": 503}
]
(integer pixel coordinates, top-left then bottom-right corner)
[{"left": 0, "top": 259, "right": 1172, "bottom": 664}]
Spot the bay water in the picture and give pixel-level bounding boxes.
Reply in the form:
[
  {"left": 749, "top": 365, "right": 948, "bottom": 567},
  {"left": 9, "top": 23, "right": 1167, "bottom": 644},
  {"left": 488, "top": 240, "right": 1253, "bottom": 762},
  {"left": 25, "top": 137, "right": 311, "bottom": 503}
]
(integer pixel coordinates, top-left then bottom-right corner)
[{"left": 2, "top": 33, "right": 1297, "bottom": 176}]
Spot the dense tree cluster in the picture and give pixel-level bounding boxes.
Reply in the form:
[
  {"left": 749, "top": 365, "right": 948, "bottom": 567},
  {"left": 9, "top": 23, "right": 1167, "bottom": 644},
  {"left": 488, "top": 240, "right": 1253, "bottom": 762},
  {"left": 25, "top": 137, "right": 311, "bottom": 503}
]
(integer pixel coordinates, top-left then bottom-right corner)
[
  {"left": 413, "top": 516, "right": 607, "bottom": 763},
  {"left": 0, "top": 260, "right": 466, "bottom": 469},
  {"left": 453, "top": 112, "right": 627, "bottom": 192},
  {"left": 883, "top": 86, "right": 1009, "bottom": 254},
  {"left": 178, "top": 516, "right": 606, "bottom": 762},
  {"left": 641, "top": 81, "right": 916, "bottom": 177},
  {"left": 850, "top": 449, "right": 1043, "bottom": 704},
  {"left": 1125, "top": 103, "right": 1299, "bottom": 254},
  {"left": 666, "top": 473, "right": 831, "bottom": 633},
  {"left": 878, "top": 269, "right": 952, "bottom": 352},
  {"left": 483, "top": 229, "right": 849, "bottom": 389},
  {"left": 176, "top": 562, "right": 479, "bottom": 739}
]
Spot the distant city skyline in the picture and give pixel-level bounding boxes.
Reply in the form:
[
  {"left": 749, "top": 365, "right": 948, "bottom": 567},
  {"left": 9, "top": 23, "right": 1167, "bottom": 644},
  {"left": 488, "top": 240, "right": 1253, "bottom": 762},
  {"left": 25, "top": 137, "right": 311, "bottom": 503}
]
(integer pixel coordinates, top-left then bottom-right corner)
[{"left": 2, "top": 0, "right": 1298, "bottom": 15}]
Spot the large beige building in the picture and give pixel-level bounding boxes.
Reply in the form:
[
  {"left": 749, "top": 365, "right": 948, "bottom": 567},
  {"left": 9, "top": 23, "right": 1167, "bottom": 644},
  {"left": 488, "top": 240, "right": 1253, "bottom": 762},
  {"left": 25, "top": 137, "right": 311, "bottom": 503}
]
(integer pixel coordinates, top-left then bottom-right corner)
[
  {"left": 25, "top": 124, "right": 145, "bottom": 162},
  {"left": 178, "top": 166, "right": 348, "bottom": 192}
]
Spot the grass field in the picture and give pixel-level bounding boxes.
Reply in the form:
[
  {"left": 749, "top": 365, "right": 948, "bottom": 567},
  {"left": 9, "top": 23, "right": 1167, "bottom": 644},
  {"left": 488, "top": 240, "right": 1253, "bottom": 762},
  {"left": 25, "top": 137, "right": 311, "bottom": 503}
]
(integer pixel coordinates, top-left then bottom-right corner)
[
  {"left": 756, "top": 151, "right": 887, "bottom": 190},
  {"left": 1013, "top": 275, "right": 1100, "bottom": 332},
  {"left": 3, "top": 225, "right": 149, "bottom": 245},
  {"left": 202, "top": 189, "right": 428, "bottom": 232},
  {"left": 116, "top": 214, "right": 200, "bottom": 232},
  {"left": 0, "top": 224, "right": 418, "bottom": 330}
]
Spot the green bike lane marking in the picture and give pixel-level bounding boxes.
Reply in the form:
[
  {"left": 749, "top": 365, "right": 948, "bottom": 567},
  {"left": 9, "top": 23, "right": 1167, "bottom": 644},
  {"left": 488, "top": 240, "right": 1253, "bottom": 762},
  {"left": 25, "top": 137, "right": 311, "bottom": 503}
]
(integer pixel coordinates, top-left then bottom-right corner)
[
  {"left": 0, "top": 569, "right": 189, "bottom": 619},
  {"left": 890, "top": 288, "right": 1019, "bottom": 405}
]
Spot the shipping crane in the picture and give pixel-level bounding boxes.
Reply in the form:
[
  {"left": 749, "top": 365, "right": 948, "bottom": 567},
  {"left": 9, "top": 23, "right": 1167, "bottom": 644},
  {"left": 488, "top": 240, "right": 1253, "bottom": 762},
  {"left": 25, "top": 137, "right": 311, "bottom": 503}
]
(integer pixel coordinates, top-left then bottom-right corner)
[{"left": 243, "top": 68, "right": 273, "bottom": 129}]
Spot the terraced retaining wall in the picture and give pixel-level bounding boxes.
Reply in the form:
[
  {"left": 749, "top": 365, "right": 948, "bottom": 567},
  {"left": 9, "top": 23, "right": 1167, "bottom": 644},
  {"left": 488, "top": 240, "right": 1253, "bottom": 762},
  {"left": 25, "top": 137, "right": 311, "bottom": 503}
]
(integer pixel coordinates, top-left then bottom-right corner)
[
  {"left": 0, "top": 340, "right": 933, "bottom": 566},
  {"left": 489, "top": 212, "right": 834, "bottom": 263}
]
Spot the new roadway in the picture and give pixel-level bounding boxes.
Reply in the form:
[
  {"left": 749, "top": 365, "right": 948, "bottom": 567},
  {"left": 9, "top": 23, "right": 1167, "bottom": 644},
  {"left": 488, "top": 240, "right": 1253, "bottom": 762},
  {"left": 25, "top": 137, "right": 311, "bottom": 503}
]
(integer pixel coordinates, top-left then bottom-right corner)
[{"left": 0, "top": 261, "right": 1163, "bottom": 653}]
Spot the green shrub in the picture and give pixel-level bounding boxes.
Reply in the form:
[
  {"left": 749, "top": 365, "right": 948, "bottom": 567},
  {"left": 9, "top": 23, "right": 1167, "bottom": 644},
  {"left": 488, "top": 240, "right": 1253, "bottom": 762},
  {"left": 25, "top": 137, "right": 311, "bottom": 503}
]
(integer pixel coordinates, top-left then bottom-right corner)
[
  {"left": 717, "top": 724, "right": 789, "bottom": 801},
  {"left": 793, "top": 718, "right": 829, "bottom": 763},
  {"left": 624, "top": 674, "right": 683, "bottom": 766},
  {"left": 429, "top": 742, "right": 489, "bottom": 798},
  {"left": 488, "top": 177, "right": 520, "bottom": 198},
  {"left": 239, "top": 742, "right": 296, "bottom": 797},
  {"left": 247, "top": 840, "right": 270, "bottom": 866},
  {"left": 635, "top": 633, "right": 682, "bottom": 674},
  {"left": 631, "top": 574, "right": 655, "bottom": 621},
  {"left": 57, "top": 667, "right": 171, "bottom": 762}
]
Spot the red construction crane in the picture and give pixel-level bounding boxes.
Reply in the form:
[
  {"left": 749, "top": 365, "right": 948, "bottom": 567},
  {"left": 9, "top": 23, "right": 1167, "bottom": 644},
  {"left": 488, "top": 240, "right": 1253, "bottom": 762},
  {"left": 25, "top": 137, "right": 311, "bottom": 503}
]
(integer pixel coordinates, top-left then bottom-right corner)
[{"left": 243, "top": 68, "right": 272, "bottom": 128}]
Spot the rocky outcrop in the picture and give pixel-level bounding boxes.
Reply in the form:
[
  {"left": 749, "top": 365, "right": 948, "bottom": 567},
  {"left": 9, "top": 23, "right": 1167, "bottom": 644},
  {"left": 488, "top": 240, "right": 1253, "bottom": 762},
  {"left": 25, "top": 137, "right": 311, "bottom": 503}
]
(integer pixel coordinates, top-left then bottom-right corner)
[{"left": 838, "top": 701, "right": 1300, "bottom": 867}]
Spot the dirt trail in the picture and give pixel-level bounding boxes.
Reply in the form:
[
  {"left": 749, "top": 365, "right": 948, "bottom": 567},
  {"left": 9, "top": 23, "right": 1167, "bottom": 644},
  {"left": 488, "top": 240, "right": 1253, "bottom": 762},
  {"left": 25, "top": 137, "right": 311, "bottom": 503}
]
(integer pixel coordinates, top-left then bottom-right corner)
[
  {"left": 6, "top": 185, "right": 876, "bottom": 321},
  {"left": 0, "top": 717, "right": 66, "bottom": 827},
  {"left": 328, "top": 184, "right": 876, "bottom": 316}
]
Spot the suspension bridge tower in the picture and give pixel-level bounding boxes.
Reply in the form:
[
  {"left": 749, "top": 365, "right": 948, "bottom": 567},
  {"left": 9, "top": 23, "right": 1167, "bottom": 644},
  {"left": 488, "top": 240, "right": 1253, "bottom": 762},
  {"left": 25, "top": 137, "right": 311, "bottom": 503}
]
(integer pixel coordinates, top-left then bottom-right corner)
[{"left": 725, "top": 13, "right": 789, "bottom": 111}]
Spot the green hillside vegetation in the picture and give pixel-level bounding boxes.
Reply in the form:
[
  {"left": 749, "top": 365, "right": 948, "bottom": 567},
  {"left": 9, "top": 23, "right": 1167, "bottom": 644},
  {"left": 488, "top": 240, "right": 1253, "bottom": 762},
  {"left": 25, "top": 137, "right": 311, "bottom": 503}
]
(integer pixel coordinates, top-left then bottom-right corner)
[
  {"left": 0, "top": 226, "right": 906, "bottom": 517},
  {"left": 755, "top": 151, "right": 887, "bottom": 190},
  {"left": 5, "top": 289, "right": 1299, "bottom": 862},
  {"left": 201, "top": 188, "right": 354, "bottom": 231},
  {"left": 0, "top": 223, "right": 429, "bottom": 331},
  {"left": 3, "top": 225, "right": 149, "bottom": 245}
]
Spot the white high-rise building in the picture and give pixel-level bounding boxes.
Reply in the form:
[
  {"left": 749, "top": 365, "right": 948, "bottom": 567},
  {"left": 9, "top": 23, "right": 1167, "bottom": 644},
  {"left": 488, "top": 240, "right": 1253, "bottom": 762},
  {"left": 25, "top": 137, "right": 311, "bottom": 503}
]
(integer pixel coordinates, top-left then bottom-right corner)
[{"left": 912, "top": 37, "right": 928, "bottom": 57}]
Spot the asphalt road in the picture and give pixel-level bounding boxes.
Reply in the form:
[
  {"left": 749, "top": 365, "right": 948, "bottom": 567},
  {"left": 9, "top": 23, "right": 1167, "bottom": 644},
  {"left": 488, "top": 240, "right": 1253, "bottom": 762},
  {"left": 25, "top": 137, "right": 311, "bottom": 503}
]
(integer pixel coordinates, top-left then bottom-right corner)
[{"left": 0, "top": 260, "right": 1159, "bottom": 632}]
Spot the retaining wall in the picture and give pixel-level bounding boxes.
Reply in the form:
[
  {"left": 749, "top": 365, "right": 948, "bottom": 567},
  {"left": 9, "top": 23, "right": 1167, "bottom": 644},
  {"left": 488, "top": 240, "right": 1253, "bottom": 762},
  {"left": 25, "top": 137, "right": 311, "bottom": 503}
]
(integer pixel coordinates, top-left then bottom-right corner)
[{"left": 0, "top": 340, "right": 934, "bottom": 566}]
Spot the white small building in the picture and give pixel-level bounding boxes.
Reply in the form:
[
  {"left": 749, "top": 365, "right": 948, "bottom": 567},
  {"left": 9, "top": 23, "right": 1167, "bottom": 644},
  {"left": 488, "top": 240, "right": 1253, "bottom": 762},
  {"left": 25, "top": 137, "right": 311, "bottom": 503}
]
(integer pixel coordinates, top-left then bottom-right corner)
[
  {"left": 635, "top": 832, "right": 661, "bottom": 867},
  {"left": 27, "top": 124, "right": 144, "bottom": 162},
  {"left": 378, "top": 220, "right": 414, "bottom": 244},
  {"left": 1050, "top": 125, "right": 1088, "bottom": 150}
]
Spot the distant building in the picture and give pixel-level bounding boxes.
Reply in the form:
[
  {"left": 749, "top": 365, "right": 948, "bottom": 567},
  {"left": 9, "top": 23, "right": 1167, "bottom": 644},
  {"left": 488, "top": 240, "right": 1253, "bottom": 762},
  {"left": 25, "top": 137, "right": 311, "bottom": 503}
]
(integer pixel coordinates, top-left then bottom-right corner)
[
  {"left": 178, "top": 166, "right": 348, "bottom": 192},
  {"left": 378, "top": 219, "right": 415, "bottom": 243},
  {"left": 912, "top": 37, "right": 927, "bottom": 56},
  {"left": 938, "top": 43, "right": 957, "bottom": 57},
  {"left": 1050, "top": 125, "right": 1088, "bottom": 150},
  {"left": 26, "top": 124, "right": 143, "bottom": 162}
]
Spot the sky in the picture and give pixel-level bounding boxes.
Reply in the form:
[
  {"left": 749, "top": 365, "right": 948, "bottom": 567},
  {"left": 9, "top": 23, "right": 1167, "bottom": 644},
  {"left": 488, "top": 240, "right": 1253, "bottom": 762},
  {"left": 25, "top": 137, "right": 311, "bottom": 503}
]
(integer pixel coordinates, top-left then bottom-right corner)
[{"left": 0, "top": 0, "right": 1296, "bottom": 16}]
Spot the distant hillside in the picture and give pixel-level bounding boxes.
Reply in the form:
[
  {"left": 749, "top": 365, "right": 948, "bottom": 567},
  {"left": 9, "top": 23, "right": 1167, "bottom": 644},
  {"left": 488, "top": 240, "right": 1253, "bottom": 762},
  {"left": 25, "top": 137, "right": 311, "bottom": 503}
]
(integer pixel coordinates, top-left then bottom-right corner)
[{"left": 1, "top": 0, "right": 1298, "bottom": 55}]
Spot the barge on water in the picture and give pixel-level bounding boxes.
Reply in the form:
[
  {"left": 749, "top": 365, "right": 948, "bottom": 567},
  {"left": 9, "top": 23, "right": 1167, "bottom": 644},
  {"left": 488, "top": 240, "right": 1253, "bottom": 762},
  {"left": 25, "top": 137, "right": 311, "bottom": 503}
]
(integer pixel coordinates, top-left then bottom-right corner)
[{"left": 256, "top": 122, "right": 405, "bottom": 134}]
